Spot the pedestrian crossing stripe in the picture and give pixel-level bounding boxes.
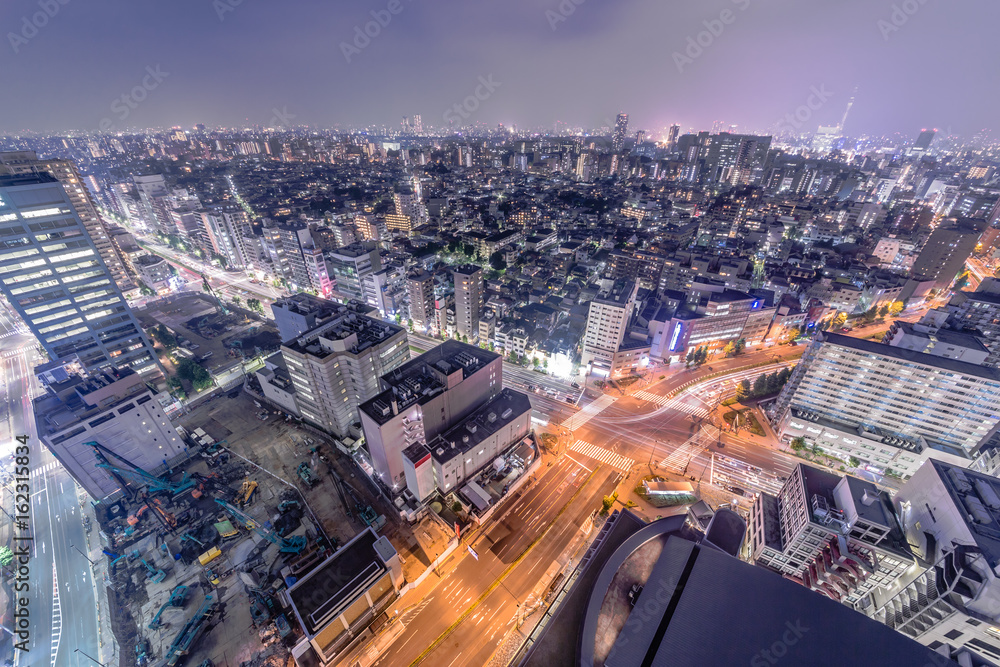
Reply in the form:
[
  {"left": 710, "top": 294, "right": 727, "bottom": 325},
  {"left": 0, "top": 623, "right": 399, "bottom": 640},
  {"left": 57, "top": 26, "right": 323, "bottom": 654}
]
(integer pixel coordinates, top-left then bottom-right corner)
[
  {"left": 569, "top": 439, "right": 634, "bottom": 472},
  {"left": 561, "top": 394, "right": 617, "bottom": 431},
  {"left": 658, "top": 429, "right": 714, "bottom": 473},
  {"left": 632, "top": 391, "right": 710, "bottom": 419},
  {"left": 30, "top": 461, "right": 59, "bottom": 478}
]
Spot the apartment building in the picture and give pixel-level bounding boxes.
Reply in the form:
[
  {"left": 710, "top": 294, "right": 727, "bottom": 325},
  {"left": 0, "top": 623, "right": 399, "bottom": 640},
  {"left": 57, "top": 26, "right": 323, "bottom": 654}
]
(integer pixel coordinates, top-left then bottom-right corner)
[
  {"left": 406, "top": 269, "right": 435, "bottom": 331},
  {"left": 581, "top": 280, "right": 638, "bottom": 377},
  {"left": 772, "top": 332, "right": 1000, "bottom": 478},
  {"left": 746, "top": 463, "right": 915, "bottom": 610},
  {"left": 280, "top": 301, "right": 408, "bottom": 438},
  {"left": 452, "top": 264, "right": 484, "bottom": 342}
]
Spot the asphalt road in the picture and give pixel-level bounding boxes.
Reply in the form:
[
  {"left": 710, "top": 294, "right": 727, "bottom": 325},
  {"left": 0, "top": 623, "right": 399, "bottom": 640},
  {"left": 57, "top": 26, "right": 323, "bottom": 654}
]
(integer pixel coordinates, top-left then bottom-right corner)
[
  {"left": 0, "top": 303, "right": 100, "bottom": 667},
  {"left": 373, "top": 455, "right": 615, "bottom": 667}
]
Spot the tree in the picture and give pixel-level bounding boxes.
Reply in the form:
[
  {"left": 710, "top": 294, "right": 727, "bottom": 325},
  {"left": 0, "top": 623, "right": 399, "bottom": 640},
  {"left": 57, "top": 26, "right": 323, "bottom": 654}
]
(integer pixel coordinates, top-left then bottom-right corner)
[
  {"left": 752, "top": 373, "right": 767, "bottom": 397},
  {"left": 407, "top": 319, "right": 414, "bottom": 332},
  {"left": 734, "top": 338, "right": 746, "bottom": 355},
  {"left": 848, "top": 456, "right": 860, "bottom": 468},
  {"left": 765, "top": 371, "right": 781, "bottom": 394},
  {"left": 889, "top": 300, "right": 905, "bottom": 316},
  {"left": 686, "top": 350, "right": 695, "bottom": 366},
  {"left": 694, "top": 346, "right": 708, "bottom": 365},
  {"left": 777, "top": 367, "right": 792, "bottom": 386},
  {"left": 150, "top": 324, "right": 177, "bottom": 350},
  {"left": 232, "top": 296, "right": 241, "bottom": 307},
  {"left": 833, "top": 312, "right": 847, "bottom": 327},
  {"left": 175, "top": 358, "right": 213, "bottom": 392},
  {"left": 736, "top": 379, "right": 751, "bottom": 402},
  {"left": 790, "top": 437, "right": 806, "bottom": 452},
  {"left": 722, "top": 341, "right": 736, "bottom": 357},
  {"left": 0, "top": 545, "right": 13, "bottom": 567},
  {"left": 489, "top": 250, "right": 507, "bottom": 272},
  {"left": 600, "top": 492, "right": 618, "bottom": 516},
  {"left": 138, "top": 281, "right": 155, "bottom": 296},
  {"left": 247, "top": 298, "right": 264, "bottom": 314},
  {"left": 878, "top": 304, "right": 889, "bottom": 318}
]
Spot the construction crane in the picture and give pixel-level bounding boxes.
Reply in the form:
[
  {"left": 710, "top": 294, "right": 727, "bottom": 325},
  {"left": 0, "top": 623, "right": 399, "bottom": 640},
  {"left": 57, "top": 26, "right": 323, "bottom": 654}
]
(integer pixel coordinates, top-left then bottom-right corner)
[
  {"left": 89, "top": 441, "right": 195, "bottom": 500},
  {"left": 201, "top": 273, "right": 229, "bottom": 315},
  {"left": 214, "top": 499, "right": 307, "bottom": 554},
  {"left": 164, "top": 594, "right": 218, "bottom": 666},
  {"left": 149, "top": 585, "right": 188, "bottom": 630}
]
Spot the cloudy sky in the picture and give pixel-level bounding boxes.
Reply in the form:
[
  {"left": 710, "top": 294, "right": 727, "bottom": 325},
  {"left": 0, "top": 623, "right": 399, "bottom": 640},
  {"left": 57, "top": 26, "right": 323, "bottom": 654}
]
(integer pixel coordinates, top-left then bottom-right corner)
[{"left": 1, "top": 0, "right": 996, "bottom": 138}]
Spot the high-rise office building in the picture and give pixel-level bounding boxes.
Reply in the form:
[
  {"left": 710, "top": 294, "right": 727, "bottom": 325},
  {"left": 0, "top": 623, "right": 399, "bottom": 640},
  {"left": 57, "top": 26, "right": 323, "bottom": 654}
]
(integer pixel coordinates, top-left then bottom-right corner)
[
  {"left": 912, "top": 128, "right": 937, "bottom": 154},
  {"left": 581, "top": 280, "right": 638, "bottom": 377},
  {"left": 910, "top": 218, "right": 984, "bottom": 290},
  {"left": 612, "top": 113, "right": 629, "bottom": 152},
  {"left": 407, "top": 269, "right": 435, "bottom": 331},
  {"left": 200, "top": 205, "right": 254, "bottom": 272},
  {"left": 327, "top": 242, "right": 381, "bottom": 301},
  {"left": 667, "top": 124, "right": 681, "bottom": 151},
  {"left": 772, "top": 331, "right": 1000, "bottom": 478},
  {"left": 452, "top": 264, "right": 483, "bottom": 341},
  {"left": 0, "top": 151, "right": 134, "bottom": 292},
  {"left": 0, "top": 174, "right": 161, "bottom": 376},
  {"left": 133, "top": 174, "right": 174, "bottom": 233},
  {"left": 279, "top": 300, "right": 408, "bottom": 438}
]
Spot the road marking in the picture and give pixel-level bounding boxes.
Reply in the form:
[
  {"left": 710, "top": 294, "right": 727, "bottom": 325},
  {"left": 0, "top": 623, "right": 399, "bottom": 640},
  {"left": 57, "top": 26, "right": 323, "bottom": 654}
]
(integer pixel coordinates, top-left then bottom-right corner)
[
  {"left": 658, "top": 428, "right": 714, "bottom": 473},
  {"left": 563, "top": 453, "right": 592, "bottom": 472},
  {"left": 633, "top": 391, "right": 710, "bottom": 418},
  {"left": 561, "top": 394, "right": 617, "bottom": 430},
  {"left": 569, "top": 440, "right": 633, "bottom": 472}
]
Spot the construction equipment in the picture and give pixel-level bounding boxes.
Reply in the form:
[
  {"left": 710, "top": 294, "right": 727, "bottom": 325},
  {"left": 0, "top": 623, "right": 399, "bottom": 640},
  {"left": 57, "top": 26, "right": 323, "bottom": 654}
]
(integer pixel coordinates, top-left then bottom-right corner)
[
  {"left": 90, "top": 441, "right": 196, "bottom": 501},
  {"left": 140, "top": 557, "right": 167, "bottom": 584},
  {"left": 149, "top": 585, "right": 189, "bottom": 630},
  {"left": 164, "top": 594, "right": 219, "bottom": 666},
  {"left": 135, "top": 636, "right": 150, "bottom": 666},
  {"left": 274, "top": 614, "right": 291, "bottom": 638},
  {"left": 297, "top": 463, "right": 318, "bottom": 488},
  {"left": 181, "top": 531, "right": 204, "bottom": 548},
  {"left": 277, "top": 499, "right": 300, "bottom": 514},
  {"left": 236, "top": 479, "right": 258, "bottom": 506},
  {"left": 198, "top": 547, "right": 221, "bottom": 565},
  {"left": 201, "top": 274, "right": 229, "bottom": 316},
  {"left": 214, "top": 499, "right": 307, "bottom": 555}
]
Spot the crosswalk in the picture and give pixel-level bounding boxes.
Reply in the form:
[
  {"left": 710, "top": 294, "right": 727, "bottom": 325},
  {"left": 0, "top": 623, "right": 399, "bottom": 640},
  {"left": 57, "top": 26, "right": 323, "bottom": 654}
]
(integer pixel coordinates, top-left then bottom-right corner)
[
  {"left": 632, "top": 391, "right": 710, "bottom": 419},
  {"left": 30, "top": 461, "right": 59, "bottom": 479},
  {"left": 658, "top": 428, "right": 714, "bottom": 473},
  {"left": 562, "top": 394, "right": 617, "bottom": 431},
  {"left": 569, "top": 439, "right": 634, "bottom": 471}
]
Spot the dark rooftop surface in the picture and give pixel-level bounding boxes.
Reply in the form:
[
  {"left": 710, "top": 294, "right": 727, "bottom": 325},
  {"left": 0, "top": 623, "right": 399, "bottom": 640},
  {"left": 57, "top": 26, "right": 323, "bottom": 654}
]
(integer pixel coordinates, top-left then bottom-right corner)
[
  {"left": 430, "top": 388, "right": 530, "bottom": 465},
  {"left": 928, "top": 459, "right": 1000, "bottom": 569},
  {"left": 287, "top": 529, "right": 384, "bottom": 635}
]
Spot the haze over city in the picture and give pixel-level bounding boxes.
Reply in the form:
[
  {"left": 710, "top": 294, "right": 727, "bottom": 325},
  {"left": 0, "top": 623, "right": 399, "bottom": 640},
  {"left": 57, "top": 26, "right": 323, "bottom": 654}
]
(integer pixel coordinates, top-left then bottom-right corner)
[
  {"left": 4, "top": 2, "right": 1000, "bottom": 667},
  {"left": 1, "top": 0, "right": 998, "bottom": 136}
]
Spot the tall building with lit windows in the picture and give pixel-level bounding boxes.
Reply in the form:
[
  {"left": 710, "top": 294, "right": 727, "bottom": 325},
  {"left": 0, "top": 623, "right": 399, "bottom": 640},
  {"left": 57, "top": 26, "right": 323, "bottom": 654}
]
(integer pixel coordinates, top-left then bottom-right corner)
[
  {"left": 0, "top": 174, "right": 161, "bottom": 377},
  {"left": 612, "top": 113, "right": 629, "bottom": 152},
  {"left": 0, "top": 151, "right": 134, "bottom": 292},
  {"left": 452, "top": 264, "right": 483, "bottom": 341},
  {"left": 772, "top": 331, "right": 1000, "bottom": 479}
]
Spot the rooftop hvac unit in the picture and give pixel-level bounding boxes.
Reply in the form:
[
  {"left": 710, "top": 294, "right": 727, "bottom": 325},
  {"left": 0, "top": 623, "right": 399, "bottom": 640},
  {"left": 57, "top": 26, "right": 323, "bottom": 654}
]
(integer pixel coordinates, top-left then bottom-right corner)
[{"left": 501, "top": 408, "right": 513, "bottom": 419}]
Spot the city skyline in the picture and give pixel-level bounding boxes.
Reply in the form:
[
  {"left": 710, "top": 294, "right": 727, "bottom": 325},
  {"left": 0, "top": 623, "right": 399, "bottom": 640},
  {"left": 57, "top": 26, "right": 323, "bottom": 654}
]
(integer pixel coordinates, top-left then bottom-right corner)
[{"left": 1, "top": 0, "right": 998, "bottom": 137}]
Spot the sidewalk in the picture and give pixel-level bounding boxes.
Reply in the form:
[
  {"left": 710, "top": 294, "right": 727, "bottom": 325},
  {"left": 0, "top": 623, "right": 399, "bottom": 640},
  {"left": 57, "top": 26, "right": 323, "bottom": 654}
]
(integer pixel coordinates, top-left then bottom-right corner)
[{"left": 79, "top": 486, "right": 119, "bottom": 667}]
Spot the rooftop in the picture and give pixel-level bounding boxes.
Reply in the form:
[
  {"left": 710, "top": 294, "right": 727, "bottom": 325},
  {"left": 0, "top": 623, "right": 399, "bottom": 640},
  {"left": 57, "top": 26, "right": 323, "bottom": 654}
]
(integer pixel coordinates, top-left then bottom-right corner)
[
  {"left": 430, "top": 389, "right": 531, "bottom": 465},
  {"left": 287, "top": 528, "right": 387, "bottom": 636},
  {"left": 282, "top": 304, "right": 404, "bottom": 359},
  {"left": 360, "top": 340, "right": 500, "bottom": 426},
  {"left": 890, "top": 320, "right": 990, "bottom": 353},
  {"left": 928, "top": 459, "right": 1000, "bottom": 569},
  {"left": 822, "top": 332, "right": 1000, "bottom": 383}
]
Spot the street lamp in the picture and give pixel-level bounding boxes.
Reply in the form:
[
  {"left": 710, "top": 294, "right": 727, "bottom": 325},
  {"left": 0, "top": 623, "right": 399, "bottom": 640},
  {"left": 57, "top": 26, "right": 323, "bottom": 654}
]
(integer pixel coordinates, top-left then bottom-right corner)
[
  {"left": 74, "top": 648, "right": 106, "bottom": 667},
  {"left": 70, "top": 543, "right": 96, "bottom": 566}
]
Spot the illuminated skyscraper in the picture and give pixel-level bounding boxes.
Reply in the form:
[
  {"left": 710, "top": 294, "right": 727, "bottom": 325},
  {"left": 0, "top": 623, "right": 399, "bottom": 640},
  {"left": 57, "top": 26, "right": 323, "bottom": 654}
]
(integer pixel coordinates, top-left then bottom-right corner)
[
  {"left": 0, "top": 174, "right": 161, "bottom": 377},
  {"left": 612, "top": 113, "right": 629, "bottom": 152}
]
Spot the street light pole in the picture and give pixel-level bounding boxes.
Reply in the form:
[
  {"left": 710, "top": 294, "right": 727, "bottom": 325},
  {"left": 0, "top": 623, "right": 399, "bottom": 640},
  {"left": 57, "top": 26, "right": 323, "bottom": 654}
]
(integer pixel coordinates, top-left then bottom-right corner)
[
  {"left": 70, "top": 543, "right": 96, "bottom": 566},
  {"left": 74, "top": 648, "right": 106, "bottom": 667}
]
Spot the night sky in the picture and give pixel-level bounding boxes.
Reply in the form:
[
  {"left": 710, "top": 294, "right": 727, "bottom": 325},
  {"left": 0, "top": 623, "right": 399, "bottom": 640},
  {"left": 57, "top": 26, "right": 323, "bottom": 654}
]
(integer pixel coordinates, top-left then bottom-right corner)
[{"left": 1, "top": 0, "right": 997, "bottom": 137}]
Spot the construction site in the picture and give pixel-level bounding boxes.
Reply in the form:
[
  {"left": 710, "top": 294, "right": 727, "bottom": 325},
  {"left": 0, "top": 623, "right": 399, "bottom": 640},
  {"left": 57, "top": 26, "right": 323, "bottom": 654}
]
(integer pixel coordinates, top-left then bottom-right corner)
[{"left": 92, "top": 385, "right": 454, "bottom": 667}]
